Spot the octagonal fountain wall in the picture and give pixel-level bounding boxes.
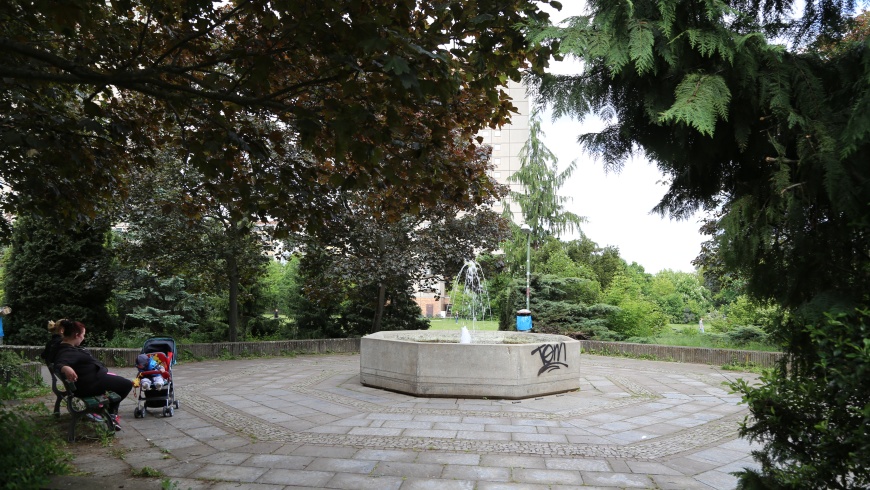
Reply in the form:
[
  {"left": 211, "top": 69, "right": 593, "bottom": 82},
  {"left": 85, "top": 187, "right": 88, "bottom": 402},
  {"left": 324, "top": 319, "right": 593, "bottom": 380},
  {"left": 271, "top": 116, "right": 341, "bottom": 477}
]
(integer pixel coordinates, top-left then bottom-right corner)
[{"left": 360, "top": 330, "right": 581, "bottom": 399}]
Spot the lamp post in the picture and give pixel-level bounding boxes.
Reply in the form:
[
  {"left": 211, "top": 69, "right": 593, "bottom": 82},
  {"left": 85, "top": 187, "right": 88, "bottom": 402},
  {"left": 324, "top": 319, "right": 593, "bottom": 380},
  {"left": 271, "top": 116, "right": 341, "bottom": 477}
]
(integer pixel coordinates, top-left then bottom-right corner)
[{"left": 520, "top": 223, "right": 531, "bottom": 310}]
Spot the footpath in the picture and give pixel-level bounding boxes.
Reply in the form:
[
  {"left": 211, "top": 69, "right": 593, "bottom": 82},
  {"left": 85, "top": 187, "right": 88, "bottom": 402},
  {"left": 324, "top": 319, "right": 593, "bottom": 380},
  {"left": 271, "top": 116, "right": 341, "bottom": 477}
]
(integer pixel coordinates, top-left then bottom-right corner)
[{"left": 44, "top": 354, "right": 760, "bottom": 489}]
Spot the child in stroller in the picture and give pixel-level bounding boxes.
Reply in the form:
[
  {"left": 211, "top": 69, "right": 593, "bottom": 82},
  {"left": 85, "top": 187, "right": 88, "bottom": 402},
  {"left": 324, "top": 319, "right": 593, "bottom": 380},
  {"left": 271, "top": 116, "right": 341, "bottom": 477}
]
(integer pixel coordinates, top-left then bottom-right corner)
[
  {"left": 133, "top": 337, "right": 179, "bottom": 418},
  {"left": 136, "top": 353, "right": 167, "bottom": 391}
]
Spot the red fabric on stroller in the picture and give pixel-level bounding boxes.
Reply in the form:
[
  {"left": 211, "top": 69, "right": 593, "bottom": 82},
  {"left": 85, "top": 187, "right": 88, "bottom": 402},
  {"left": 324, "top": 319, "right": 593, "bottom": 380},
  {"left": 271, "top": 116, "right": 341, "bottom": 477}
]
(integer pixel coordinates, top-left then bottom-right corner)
[{"left": 137, "top": 352, "right": 172, "bottom": 382}]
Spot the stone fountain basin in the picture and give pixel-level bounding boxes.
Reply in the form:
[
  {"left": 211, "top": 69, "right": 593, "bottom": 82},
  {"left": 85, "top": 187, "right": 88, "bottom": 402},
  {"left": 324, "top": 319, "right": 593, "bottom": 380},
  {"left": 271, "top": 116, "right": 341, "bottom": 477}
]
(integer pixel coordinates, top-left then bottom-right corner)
[{"left": 360, "top": 330, "right": 581, "bottom": 399}]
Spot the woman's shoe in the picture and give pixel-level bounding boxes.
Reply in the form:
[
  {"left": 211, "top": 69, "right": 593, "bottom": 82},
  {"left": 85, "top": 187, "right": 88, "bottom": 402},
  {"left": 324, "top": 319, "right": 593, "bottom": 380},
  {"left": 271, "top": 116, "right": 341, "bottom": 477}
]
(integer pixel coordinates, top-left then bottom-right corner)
[{"left": 85, "top": 413, "right": 103, "bottom": 423}]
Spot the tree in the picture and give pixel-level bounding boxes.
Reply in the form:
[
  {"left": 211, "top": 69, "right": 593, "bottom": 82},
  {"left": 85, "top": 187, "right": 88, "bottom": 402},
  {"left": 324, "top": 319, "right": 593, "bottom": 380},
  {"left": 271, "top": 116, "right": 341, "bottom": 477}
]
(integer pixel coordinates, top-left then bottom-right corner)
[
  {"left": 500, "top": 106, "right": 587, "bottom": 322},
  {"left": 528, "top": 0, "right": 869, "bottom": 309},
  {"left": 299, "top": 186, "right": 510, "bottom": 335},
  {"left": 603, "top": 266, "right": 669, "bottom": 339},
  {"left": 527, "top": 1, "right": 870, "bottom": 485},
  {"left": 509, "top": 108, "right": 585, "bottom": 243},
  {"left": 0, "top": 0, "right": 558, "bottom": 234},
  {"left": 341, "top": 278, "right": 430, "bottom": 336},
  {"left": 293, "top": 124, "right": 510, "bottom": 335},
  {"left": 3, "top": 215, "right": 113, "bottom": 345},
  {"left": 260, "top": 256, "right": 303, "bottom": 321},
  {"left": 561, "top": 236, "right": 626, "bottom": 290},
  {"left": 116, "top": 159, "right": 269, "bottom": 342},
  {"left": 648, "top": 270, "right": 710, "bottom": 323},
  {"left": 731, "top": 309, "right": 870, "bottom": 489},
  {"left": 113, "top": 269, "right": 209, "bottom": 341},
  {"left": 294, "top": 245, "right": 344, "bottom": 339}
]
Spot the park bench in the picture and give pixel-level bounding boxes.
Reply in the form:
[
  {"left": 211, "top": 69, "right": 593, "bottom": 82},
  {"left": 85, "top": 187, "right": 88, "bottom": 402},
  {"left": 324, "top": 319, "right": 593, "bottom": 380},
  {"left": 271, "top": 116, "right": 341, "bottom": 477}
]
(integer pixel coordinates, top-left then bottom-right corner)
[{"left": 48, "top": 365, "right": 120, "bottom": 441}]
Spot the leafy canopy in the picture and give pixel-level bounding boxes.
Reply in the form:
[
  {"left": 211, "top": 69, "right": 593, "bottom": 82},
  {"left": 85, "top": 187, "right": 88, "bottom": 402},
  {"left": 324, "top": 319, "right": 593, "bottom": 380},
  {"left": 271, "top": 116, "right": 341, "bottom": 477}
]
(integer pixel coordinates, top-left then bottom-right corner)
[
  {"left": 526, "top": 0, "right": 870, "bottom": 310},
  {"left": 0, "top": 0, "right": 558, "bottom": 234},
  {"left": 526, "top": 0, "right": 870, "bottom": 487}
]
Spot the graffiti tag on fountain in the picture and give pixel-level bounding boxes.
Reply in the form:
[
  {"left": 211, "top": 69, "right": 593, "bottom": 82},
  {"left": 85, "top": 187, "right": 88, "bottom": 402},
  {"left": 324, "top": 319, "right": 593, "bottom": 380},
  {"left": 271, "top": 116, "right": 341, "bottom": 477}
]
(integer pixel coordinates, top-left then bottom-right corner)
[{"left": 531, "top": 342, "right": 568, "bottom": 375}]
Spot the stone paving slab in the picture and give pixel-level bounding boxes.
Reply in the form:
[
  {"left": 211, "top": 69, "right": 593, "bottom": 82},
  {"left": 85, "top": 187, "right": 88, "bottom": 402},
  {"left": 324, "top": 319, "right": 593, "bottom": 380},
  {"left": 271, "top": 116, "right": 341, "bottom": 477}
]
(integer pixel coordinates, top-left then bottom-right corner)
[{"left": 46, "top": 353, "right": 762, "bottom": 489}]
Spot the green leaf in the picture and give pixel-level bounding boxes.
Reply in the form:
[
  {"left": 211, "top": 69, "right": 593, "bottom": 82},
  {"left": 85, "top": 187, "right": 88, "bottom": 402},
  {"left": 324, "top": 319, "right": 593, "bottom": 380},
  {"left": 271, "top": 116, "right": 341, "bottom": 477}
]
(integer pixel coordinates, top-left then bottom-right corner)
[
  {"left": 383, "top": 56, "right": 411, "bottom": 75},
  {"left": 658, "top": 73, "right": 731, "bottom": 137},
  {"left": 628, "top": 18, "right": 655, "bottom": 74}
]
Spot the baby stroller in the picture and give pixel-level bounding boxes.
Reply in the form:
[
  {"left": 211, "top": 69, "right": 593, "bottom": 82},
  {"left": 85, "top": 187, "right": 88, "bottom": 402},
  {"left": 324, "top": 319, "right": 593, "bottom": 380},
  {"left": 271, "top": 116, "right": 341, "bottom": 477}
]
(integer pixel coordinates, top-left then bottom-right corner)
[{"left": 133, "top": 337, "right": 179, "bottom": 418}]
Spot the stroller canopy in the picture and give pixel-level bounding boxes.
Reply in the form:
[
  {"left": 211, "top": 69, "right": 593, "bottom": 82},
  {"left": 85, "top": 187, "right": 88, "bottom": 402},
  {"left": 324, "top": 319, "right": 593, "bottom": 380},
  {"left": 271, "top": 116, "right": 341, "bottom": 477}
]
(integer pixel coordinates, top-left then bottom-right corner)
[{"left": 141, "top": 337, "right": 177, "bottom": 365}]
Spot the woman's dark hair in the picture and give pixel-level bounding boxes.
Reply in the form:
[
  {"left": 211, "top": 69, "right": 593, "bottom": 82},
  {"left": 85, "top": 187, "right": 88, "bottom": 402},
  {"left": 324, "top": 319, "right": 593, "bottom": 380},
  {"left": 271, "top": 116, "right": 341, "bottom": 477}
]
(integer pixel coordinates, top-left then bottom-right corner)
[{"left": 60, "top": 320, "right": 85, "bottom": 339}]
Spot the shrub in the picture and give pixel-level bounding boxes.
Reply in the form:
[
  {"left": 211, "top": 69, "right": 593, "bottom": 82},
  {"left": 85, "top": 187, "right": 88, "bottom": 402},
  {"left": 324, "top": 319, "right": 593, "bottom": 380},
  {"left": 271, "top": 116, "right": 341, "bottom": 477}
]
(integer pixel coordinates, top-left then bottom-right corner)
[
  {"left": 0, "top": 351, "right": 43, "bottom": 400},
  {"left": 607, "top": 298, "right": 668, "bottom": 338},
  {"left": 624, "top": 337, "right": 655, "bottom": 344},
  {"left": 732, "top": 308, "right": 870, "bottom": 488},
  {"left": 247, "top": 316, "right": 281, "bottom": 338},
  {"left": 704, "top": 310, "right": 731, "bottom": 332},
  {"left": 0, "top": 403, "right": 72, "bottom": 489},
  {"left": 531, "top": 300, "right": 616, "bottom": 334},
  {"left": 725, "top": 325, "right": 768, "bottom": 346},
  {"left": 104, "top": 328, "right": 154, "bottom": 348},
  {"left": 0, "top": 350, "right": 26, "bottom": 384}
]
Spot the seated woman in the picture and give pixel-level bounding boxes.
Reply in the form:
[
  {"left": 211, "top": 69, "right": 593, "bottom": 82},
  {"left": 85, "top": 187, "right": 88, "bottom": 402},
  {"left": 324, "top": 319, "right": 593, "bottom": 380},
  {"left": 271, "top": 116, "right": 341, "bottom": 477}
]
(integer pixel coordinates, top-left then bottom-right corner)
[
  {"left": 40, "top": 318, "right": 68, "bottom": 365},
  {"left": 53, "top": 320, "right": 133, "bottom": 430}
]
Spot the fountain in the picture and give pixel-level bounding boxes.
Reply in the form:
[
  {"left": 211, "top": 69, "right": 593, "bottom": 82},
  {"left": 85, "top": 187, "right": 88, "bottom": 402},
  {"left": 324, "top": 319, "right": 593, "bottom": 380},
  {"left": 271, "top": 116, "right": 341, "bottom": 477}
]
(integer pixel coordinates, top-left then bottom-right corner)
[
  {"left": 360, "top": 259, "right": 581, "bottom": 399},
  {"left": 450, "top": 259, "right": 491, "bottom": 338}
]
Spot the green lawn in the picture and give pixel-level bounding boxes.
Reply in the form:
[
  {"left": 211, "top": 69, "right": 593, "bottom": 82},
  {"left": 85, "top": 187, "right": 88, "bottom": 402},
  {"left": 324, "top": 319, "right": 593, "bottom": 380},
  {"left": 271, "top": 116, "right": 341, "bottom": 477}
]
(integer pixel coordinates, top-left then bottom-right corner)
[
  {"left": 652, "top": 323, "right": 780, "bottom": 351},
  {"left": 427, "top": 318, "right": 499, "bottom": 331}
]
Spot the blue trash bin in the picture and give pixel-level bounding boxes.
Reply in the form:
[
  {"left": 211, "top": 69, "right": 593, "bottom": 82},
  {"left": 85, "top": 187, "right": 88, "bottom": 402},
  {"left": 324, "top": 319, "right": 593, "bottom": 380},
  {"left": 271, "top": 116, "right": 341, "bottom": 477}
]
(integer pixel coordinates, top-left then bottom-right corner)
[{"left": 516, "top": 309, "right": 532, "bottom": 331}]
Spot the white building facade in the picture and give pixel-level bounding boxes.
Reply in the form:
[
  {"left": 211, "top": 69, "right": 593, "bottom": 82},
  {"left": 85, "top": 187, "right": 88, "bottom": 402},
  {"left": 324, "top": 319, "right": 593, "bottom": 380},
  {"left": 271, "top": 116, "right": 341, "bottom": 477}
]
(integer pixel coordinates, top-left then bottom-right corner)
[{"left": 415, "top": 81, "right": 529, "bottom": 318}]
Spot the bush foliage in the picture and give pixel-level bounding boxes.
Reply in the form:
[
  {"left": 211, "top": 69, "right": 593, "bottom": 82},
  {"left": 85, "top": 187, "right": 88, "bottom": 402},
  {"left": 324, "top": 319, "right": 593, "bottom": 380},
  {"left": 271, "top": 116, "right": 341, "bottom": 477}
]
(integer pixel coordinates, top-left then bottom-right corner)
[
  {"left": 0, "top": 402, "right": 72, "bottom": 489},
  {"left": 731, "top": 309, "right": 870, "bottom": 489}
]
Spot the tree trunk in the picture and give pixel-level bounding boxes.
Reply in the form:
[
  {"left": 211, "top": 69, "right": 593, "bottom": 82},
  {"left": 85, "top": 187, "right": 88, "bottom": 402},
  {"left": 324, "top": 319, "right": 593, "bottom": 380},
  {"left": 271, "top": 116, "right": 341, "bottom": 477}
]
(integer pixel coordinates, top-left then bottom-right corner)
[
  {"left": 371, "top": 235, "right": 387, "bottom": 334},
  {"left": 227, "top": 254, "right": 240, "bottom": 342},
  {"left": 372, "top": 283, "right": 386, "bottom": 334}
]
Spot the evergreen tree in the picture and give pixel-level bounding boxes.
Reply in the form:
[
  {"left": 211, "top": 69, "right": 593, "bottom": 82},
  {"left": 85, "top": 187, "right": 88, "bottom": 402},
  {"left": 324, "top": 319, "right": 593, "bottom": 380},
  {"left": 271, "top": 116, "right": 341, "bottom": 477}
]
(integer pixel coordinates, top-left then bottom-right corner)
[
  {"left": 113, "top": 269, "right": 208, "bottom": 340},
  {"left": 504, "top": 109, "right": 585, "bottom": 269},
  {"left": 3, "top": 215, "right": 113, "bottom": 345},
  {"left": 501, "top": 107, "right": 586, "bottom": 314},
  {"left": 294, "top": 245, "right": 344, "bottom": 339},
  {"left": 528, "top": 0, "right": 869, "bottom": 309},
  {"left": 527, "top": 1, "right": 870, "bottom": 485}
]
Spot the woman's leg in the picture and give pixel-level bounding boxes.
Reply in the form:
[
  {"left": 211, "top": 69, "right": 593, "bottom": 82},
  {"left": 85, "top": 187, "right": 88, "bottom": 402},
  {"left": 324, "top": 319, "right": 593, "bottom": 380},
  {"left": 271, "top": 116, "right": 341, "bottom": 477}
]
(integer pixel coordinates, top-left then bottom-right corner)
[{"left": 100, "top": 375, "right": 134, "bottom": 414}]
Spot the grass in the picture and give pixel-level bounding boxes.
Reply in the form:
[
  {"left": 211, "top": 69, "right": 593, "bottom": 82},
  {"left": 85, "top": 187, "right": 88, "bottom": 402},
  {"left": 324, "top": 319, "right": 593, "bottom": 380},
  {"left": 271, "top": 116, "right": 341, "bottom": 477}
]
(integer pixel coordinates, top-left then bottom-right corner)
[
  {"left": 648, "top": 324, "right": 780, "bottom": 352},
  {"left": 132, "top": 466, "right": 163, "bottom": 477},
  {"left": 427, "top": 318, "right": 499, "bottom": 331},
  {"left": 651, "top": 333, "right": 779, "bottom": 351}
]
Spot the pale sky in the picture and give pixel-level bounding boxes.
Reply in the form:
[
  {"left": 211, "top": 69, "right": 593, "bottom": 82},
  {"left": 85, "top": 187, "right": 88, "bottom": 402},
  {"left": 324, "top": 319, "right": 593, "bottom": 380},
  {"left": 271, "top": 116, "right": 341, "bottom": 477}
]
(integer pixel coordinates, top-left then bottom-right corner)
[{"left": 533, "top": 1, "right": 707, "bottom": 274}]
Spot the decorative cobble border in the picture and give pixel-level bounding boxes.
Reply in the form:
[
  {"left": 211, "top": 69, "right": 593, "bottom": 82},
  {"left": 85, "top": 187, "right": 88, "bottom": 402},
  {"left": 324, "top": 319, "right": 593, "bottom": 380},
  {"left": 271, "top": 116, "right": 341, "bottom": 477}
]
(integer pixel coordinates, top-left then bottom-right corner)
[{"left": 179, "top": 356, "right": 748, "bottom": 460}]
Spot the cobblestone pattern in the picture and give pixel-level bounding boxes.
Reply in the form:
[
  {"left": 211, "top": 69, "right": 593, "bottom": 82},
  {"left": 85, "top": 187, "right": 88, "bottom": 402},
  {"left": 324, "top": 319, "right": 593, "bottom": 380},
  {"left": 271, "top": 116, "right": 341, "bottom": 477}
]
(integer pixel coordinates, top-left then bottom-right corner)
[
  {"left": 190, "top": 365, "right": 654, "bottom": 421},
  {"left": 179, "top": 356, "right": 746, "bottom": 461},
  {"left": 606, "top": 375, "right": 657, "bottom": 398},
  {"left": 181, "top": 390, "right": 743, "bottom": 460}
]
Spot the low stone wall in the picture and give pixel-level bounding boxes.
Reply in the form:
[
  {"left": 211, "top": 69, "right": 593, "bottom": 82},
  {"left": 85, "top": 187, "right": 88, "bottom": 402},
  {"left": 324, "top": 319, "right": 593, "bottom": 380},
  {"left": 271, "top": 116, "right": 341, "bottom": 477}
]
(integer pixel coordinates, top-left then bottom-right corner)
[
  {"left": 579, "top": 340, "right": 784, "bottom": 367},
  {"left": 0, "top": 338, "right": 361, "bottom": 367},
  {"left": 180, "top": 339, "right": 360, "bottom": 361},
  {"left": 0, "top": 338, "right": 781, "bottom": 368}
]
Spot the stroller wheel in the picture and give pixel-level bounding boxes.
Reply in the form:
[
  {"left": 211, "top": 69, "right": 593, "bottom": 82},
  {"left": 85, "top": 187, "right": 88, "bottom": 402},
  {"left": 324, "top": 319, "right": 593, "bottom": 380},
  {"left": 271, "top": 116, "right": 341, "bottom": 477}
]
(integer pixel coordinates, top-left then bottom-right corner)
[
  {"left": 134, "top": 408, "right": 142, "bottom": 418},
  {"left": 174, "top": 400, "right": 180, "bottom": 409}
]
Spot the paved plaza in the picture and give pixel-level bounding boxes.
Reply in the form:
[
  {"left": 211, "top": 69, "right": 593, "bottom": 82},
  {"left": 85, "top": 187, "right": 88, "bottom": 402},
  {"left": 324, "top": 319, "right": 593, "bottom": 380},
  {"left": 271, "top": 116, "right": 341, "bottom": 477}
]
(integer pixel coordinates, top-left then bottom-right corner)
[{"left": 46, "top": 353, "right": 762, "bottom": 489}]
